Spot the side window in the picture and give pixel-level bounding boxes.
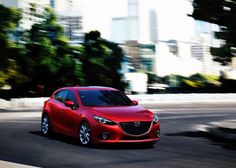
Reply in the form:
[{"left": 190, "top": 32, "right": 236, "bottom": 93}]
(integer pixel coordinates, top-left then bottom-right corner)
[
  {"left": 66, "top": 90, "right": 78, "bottom": 107},
  {"left": 54, "top": 90, "right": 68, "bottom": 103}
]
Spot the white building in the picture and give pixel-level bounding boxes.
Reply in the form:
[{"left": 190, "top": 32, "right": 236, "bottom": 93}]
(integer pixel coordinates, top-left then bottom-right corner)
[
  {"left": 50, "top": 0, "right": 84, "bottom": 16},
  {"left": 111, "top": 17, "right": 128, "bottom": 44},
  {"left": 111, "top": 0, "right": 158, "bottom": 72},
  {"left": 155, "top": 41, "right": 202, "bottom": 77},
  {"left": 50, "top": 0, "right": 84, "bottom": 42},
  {"left": 0, "top": 0, "right": 50, "bottom": 30},
  {"left": 127, "top": 0, "right": 139, "bottom": 41},
  {"left": 57, "top": 15, "right": 83, "bottom": 42},
  {"left": 50, "top": 0, "right": 71, "bottom": 14},
  {"left": 224, "top": 57, "right": 236, "bottom": 80},
  {"left": 190, "top": 21, "right": 223, "bottom": 76},
  {"left": 111, "top": 0, "right": 159, "bottom": 44},
  {"left": 149, "top": 9, "right": 158, "bottom": 43}
]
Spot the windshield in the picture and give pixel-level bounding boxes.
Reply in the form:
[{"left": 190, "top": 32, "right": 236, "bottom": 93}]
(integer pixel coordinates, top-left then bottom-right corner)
[{"left": 78, "top": 90, "right": 134, "bottom": 107}]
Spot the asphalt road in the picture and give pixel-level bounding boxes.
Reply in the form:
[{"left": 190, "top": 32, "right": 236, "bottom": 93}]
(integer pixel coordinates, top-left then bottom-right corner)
[{"left": 0, "top": 103, "right": 236, "bottom": 168}]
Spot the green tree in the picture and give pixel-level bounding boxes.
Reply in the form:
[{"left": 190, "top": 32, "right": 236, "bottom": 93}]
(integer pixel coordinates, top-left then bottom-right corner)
[
  {"left": 0, "top": 5, "right": 27, "bottom": 88},
  {"left": 191, "top": 0, "right": 236, "bottom": 65},
  {"left": 21, "top": 7, "right": 84, "bottom": 95},
  {"left": 81, "top": 31, "right": 125, "bottom": 90}
]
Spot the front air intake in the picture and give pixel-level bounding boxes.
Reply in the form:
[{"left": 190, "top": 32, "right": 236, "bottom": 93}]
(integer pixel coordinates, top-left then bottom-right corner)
[{"left": 119, "top": 121, "right": 152, "bottom": 136}]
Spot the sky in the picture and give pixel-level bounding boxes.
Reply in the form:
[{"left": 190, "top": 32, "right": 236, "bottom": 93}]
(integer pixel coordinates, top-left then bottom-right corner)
[
  {"left": 74, "top": 0, "right": 196, "bottom": 42},
  {"left": 81, "top": 0, "right": 128, "bottom": 38}
]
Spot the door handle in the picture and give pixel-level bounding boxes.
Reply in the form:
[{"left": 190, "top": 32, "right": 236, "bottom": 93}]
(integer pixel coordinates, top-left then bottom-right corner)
[{"left": 61, "top": 109, "right": 65, "bottom": 112}]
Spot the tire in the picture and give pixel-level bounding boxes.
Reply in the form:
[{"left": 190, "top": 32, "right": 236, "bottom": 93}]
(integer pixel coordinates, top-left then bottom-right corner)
[
  {"left": 78, "top": 121, "right": 91, "bottom": 146},
  {"left": 41, "top": 114, "right": 51, "bottom": 136}
]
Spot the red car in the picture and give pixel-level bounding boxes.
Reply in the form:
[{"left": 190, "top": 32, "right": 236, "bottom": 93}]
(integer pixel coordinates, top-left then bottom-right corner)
[{"left": 41, "top": 86, "right": 160, "bottom": 146}]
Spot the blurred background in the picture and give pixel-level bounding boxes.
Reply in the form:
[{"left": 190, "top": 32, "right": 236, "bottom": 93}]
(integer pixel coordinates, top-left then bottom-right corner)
[
  {"left": 0, "top": 1, "right": 236, "bottom": 167},
  {"left": 0, "top": 0, "right": 236, "bottom": 99}
]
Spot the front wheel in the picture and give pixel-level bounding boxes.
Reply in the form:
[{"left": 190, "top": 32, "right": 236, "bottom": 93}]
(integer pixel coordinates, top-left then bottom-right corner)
[
  {"left": 41, "top": 114, "right": 50, "bottom": 136},
  {"left": 79, "top": 122, "right": 91, "bottom": 146}
]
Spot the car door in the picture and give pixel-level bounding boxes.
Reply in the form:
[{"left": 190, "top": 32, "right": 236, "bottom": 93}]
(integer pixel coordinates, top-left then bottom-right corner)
[
  {"left": 60, "top": 90, "right": 80, "bottom": 137},
  {"left": 51, "top": 90, "right": 68, "bottom": 134}
]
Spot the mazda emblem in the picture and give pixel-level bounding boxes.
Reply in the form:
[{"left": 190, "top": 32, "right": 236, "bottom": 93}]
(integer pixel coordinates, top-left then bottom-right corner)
[{"left": 134, "top": 122, "right": 140, "bottom": 127}]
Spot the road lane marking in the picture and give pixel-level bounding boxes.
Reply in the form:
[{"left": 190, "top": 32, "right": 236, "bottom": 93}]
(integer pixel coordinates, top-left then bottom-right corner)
[
  {"left": 160, "top": 114, "right": 226, "bottom": 120},
  {"left": 0, "top": 112, "right": 40, "bottom": 120},
  {"left": 192, "top": 124, "right": 209, "bottom": 132},
  {"left": 149, "top": 108, "right": 236, "bottom": 114},
  {"left": 149, "top": 107, "right": 236, "bottom": 112},
  {"left": 0, "top": 160, "right": 39, "bottom": 168},
  {"left": 0, "top": 120, "right": 39, "bottom": 123}
]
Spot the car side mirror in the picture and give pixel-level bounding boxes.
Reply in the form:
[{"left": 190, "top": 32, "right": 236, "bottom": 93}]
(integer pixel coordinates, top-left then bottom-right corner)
[
  {"left": 132, "top": 100, "right": 138, "bottom": 105},
  {"left": 65, "top": 100, "right": 75, "bottom": 108}
]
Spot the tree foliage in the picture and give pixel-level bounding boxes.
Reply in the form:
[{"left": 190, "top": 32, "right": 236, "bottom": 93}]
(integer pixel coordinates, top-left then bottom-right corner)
[
  {"left": 0, "top": 5, "right": 27, "bottom": 87},
  {"left": 191, "top": 0, "right": 236, "bottom": 65},
  {"left": 0, "top": 5, "right": 125, "bottom": 97},
  {"left": 19, "top": 8, "right": 84, "bottom": 95},
  {"left": 80, "top": 31, "right": 125, "bottom": 90}
]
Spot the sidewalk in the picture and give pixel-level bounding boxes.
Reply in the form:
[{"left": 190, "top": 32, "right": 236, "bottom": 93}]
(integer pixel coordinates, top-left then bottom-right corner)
[
  {"left": 0, "top": 97, "right": 47, "bottom": 111},
  {"left": 196, "top": 120, "right": 236, "bottom": 142},
  {"left": 1, "top": 93, "right": 236, "bottom": 111}
]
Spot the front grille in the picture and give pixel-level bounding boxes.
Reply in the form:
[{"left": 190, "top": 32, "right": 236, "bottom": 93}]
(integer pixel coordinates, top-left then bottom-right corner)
[{"left": 119, "top": 121, "right": 152, "bottom": 136}]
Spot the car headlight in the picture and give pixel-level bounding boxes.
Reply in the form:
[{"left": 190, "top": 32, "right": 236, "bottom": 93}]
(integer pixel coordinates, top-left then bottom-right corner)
[
  {"left": 153, "top": 114, "right": 159, "bottom": 123},
  {"left": 94, "top": 116, "right": 116, "bottom": 125}
]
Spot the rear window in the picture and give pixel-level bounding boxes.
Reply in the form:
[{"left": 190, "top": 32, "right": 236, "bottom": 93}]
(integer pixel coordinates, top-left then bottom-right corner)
[{"left": 78, "top": 90, "right": 133, "bottom": 107}]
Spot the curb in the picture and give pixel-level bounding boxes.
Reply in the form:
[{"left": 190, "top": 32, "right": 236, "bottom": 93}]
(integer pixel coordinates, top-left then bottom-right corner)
[
  {"left": 0, "top": 93, "right": 236, "bottom": 111},
  {"left": 207, "top": 126, "right": 236, "bottom": 141},
  {"left": 196, "top": 120, "right": 236, "bottom": 141}
]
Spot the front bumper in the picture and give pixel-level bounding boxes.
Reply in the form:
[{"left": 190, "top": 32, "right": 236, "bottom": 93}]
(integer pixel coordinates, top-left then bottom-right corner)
[{"left": 91, "top": 121, "right": 160, "bottom": 144}]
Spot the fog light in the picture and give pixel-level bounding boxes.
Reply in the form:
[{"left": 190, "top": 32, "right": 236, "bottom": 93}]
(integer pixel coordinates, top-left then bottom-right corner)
[
  {"left": 101, "top": 132, "right": 110, "bottom": 140},
  {"left": 156, "top": 130, "right": 160, "bottom": 138},
  {"left": 102, "top": 134, "right": 108, "bottom": 140}
]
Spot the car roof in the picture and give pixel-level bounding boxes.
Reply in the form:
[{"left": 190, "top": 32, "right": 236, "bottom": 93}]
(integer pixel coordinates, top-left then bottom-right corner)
[{"left": 58, "top": 86, "right": 118, "bottom": 91}]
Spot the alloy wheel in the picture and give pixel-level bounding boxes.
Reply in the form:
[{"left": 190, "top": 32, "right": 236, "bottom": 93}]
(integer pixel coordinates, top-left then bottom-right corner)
[
  {"left": 79, "top": 122, "right": 91, "bottom": 145},
  {"left": 41, "top": 115, "right": 50, "bottom": 135}
]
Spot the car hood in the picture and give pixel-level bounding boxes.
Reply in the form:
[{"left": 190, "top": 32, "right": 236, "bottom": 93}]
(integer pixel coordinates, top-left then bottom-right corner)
[{"left": 87, "top": 106, "right": 154, "bottom": 122}]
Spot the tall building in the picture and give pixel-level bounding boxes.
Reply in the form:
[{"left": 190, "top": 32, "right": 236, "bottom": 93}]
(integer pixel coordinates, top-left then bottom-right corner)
[
  {"left": 125, "top": 41, "right": 141, "bottom": 70},
  {"left": 1, "top": 0, "right": 49, "bottom": 30},
  {"left": 50, "top": 0, "right": 55, "bottom": 8},
  {"left": 111, "top": 0, "right": 158, "bottom": 44},
  {"left": 149, "top": 9, "right": 158, "bottom": 43},
  {"left": 122, "top": 41, "right": 156, "bottom": 72},
  {"left": 127, "top": 0, "right": 139, "bottom": 41},
  {"left": 111, "top": 0, "right": 158, "bottom": 72},
  {"left": 191, "top": 44, "right": 205, "bottom": 62},
  {"left": 50, "top": 0, "right": 72, "bottom": 14},
  {"left": 155, "top": 41, "right": 202, "bottom": 77},
  {"left": 111, "top": 17, "right": 128, "bottom": 44},
  {"left": 191, "top": 43, "right": 222, "bottom": 75},
  {"left": 57, "top": 15, "right": 83, "bottom": 42},
  {"left": 50, "top": 0, "right": 84, "bottom": 42},
  {"left": 139, "top": 43, "right": 156, "bottom": 72},
  {"left": 191, "top": 20, "right": 222, "bottom": 75}
]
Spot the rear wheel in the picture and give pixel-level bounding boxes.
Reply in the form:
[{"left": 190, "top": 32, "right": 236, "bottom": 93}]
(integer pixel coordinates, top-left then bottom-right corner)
[
  {"left": 79, "top": 122, "right": 91, "bottom": 146},
  {"left": 41, "top": 114, "right": 50, "bottom": 136}
]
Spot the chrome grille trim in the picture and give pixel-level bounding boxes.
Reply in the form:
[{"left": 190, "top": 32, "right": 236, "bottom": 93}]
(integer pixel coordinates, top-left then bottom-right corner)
[{"left": 119, "top": 121, "right": 153, "bottom": 137}]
